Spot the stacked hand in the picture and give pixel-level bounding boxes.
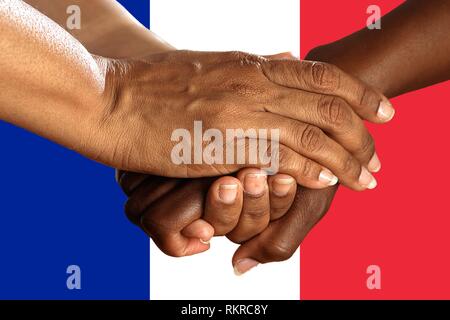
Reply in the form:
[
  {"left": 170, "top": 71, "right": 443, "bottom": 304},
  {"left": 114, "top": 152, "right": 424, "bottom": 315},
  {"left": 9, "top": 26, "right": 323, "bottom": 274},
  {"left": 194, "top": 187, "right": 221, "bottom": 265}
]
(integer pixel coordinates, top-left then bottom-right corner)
[
  {"left": 118, "top": 169, "right": 338, "bottom": 274},
  {"left": 98, "top": 50, "right": 391, "bottom": 190},
  {"left": 1, "top": 1, "right": 393, "bottom": 275},
  {"left": 5, "top": 0, "right": 449, "bottom": 278},
  {"left": 115, "top": 51, "right": 393, "bottom": 275},
  {"left": 6, "top": 0, "right": 448, "bottom": 278}
]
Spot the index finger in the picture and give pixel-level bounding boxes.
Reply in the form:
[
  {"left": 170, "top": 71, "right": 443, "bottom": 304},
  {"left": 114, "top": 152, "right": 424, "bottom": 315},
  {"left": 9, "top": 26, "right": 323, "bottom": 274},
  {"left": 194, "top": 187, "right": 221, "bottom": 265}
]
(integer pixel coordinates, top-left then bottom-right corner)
[{"left": 260, "top": 59, "right": 395, "bottom": 123}]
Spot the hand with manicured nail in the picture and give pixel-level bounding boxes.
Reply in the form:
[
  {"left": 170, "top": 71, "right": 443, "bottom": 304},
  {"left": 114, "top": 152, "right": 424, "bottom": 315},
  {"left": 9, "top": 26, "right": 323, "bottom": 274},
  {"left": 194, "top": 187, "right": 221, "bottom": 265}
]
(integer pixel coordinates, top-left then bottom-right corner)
[
  {"left": 113, "top": 50, "right": 393, "bottom": 264},
  {"left": 99, "top": 48, "right": 391, "bottom": 192},
  {"left": 104, "top": 50, "right": 390, "bottom": 192},
  {"left": 101, "top": 50, "right": 390, "bottom": 192},
  {"left": 0, "top": 3, "right": 388, "bottom": 193},
  {"left": 113, "top": 50, "right": 392, "bottom": 267},
  {"left": 117, "top": 169, "right": 298, "bottom": 259},
  {"left": 117, "top": 170, "right": 333, "bottom": 276},
  {"left": 118, "top": 171, "right": 215, "bottom": 256}
]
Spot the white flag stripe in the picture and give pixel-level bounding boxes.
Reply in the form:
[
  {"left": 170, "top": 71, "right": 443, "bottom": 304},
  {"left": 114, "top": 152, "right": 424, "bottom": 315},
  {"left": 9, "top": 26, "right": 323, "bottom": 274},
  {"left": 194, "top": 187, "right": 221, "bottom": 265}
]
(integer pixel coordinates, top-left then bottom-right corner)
[{"left": 149, "top": 0, "right": 301, "bottom": 300}]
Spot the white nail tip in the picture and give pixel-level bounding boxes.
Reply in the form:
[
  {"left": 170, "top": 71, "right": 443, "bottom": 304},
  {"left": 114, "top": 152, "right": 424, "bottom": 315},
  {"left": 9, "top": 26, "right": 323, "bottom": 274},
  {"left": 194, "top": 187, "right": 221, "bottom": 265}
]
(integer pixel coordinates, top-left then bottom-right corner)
[
  {"left": 233, "top": 267, "right": 243, "bottom": 276},
  {"left": 219, "top": 184, "right": 238, "bottom": 190},
  {"left": 275, "top": 178, "right": 295, "bottom": 185},
  {"left": 367, "top": 178, "right": 378, "bottom": 190},
  {"left": 377, "top": 101, "right": 395, "bottom": 121},
  {"left": 319, "top": 171, "right": 338, "bottom": 186}
]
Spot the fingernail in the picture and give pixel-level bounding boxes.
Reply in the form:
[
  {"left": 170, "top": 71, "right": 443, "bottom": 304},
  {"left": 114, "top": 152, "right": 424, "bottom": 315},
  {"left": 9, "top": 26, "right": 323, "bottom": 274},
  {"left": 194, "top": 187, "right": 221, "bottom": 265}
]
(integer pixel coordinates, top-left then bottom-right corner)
[
  {"left": 377, "top": 100, "right": 395, "bottom": 122},
  {"left": 272, "top": 177, "right": 295, "bottom": 197},
  {"left": 218, "top": 184, "right": 238, "bottom": 204},
  {"left": 233, "top": 258, "right": 260, "bottom": 276},
  {"left": 368, "top": 153, "right": 381, "bottom": 173},
  {"left": 200, "top": 239, "right": 210, "bottom": 245},
  {"left": 359, "top": 167, "right": 377, "bottom": 189},
  {"left": 319, "top": 169, "right": 338, "bottom": 186},
  {"left": 244, "top": 173, "right": 267, "bottom": 196}
]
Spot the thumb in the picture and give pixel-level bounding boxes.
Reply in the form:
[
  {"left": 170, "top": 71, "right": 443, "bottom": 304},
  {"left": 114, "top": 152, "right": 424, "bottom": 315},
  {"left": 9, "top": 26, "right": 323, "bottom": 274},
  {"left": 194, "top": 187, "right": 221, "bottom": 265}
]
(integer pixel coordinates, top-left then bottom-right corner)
[
  {"left": 231, "top": 216, "right": 300, "bottom": 275},
  {"left": 181, "top": 219, "right": 215, "bottom": 245}
]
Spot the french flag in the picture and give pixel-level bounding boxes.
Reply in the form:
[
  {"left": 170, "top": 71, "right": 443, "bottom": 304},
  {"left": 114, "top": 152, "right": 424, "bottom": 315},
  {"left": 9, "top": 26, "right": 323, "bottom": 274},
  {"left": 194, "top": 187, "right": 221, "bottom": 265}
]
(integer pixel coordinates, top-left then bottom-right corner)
[
  {"left": 148, "top": 0, "right": 300, "bottom": 299},
  {"left": 148, "top": 0, "right": 450, "bottom": 300},
  {"left": 0, "top": 0, "right": 448, "bottom": 300}
]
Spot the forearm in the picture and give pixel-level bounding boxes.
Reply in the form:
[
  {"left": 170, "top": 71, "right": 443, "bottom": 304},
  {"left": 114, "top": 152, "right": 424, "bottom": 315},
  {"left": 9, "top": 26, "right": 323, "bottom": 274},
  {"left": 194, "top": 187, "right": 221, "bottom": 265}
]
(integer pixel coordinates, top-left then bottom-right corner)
[
  {"left": 306, "top": 0, "right": 450, "bottom": 98},
  {"left": 0, "top": 0, "right": 107, "bottom": 149},
  {"left": 25, "top": 0, "right": 174, "bottom": 58},
  {"left": 302, "top": 0, "right": 450, "bottom": 227}
]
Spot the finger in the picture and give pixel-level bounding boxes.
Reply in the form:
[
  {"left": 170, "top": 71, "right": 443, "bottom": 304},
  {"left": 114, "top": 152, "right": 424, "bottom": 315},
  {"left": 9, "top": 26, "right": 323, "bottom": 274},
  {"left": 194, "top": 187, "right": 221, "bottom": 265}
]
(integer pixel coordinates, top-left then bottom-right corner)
[
  {"left": 260, "top": 59, "right": 395, "bottom": 123},
  {"left": 181, "top": 219, "right": 215, "bottom": 244},
  {"left": 268, "top": 174, "right": 297, "bottom": 221},
  {"left": 253, "top": 113, "right": 377, "bottom": 190},
  {"left": 232, "top": 186, "right": 337, "bottom": 275},
  {"left": 227, "top": 169, "right": 271, "bottom": 243},
  {"left": 140, "top": 179, "right": 212, "bottom": 257},
  {"left": 176, "top": 132, "right": 336, "bottom": 190},
  {"left": 265, "top": 90, "right": 379, "bottom": 169},
  {"left": 117, "top": 170, "right": 151, "bottom": 196},
  {"left": 125, "top": 176, "right": 180, "bottom": 225},
  {"left": 203, "top": 176, "right": 244, "bottom": 236},
  {"left": 231, "top": 138, "right": 338, "bottom": 190}
]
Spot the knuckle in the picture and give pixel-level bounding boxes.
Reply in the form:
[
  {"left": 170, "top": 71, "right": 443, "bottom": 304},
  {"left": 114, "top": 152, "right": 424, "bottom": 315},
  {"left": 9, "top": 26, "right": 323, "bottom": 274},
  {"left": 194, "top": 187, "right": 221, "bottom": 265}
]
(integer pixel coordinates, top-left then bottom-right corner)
[
  {"left": 270, "top": 207, "right": 288, "bottom": 220},
  {"left": 242, "top": 206, "right": 269, "bottom": 219},
  {"left": 340, "top": 154, "right": 359, "bottom": 177},
  {"left": 242, "top": 52, "right": 263, "bottom": 65},
  {"left": 226, "top": 233, "right": 244, "bottom": 244},
  {"left": 310, "top": 62, "right": 340, "bottom": 90},
  {"left": 318, "top": 96, "right": 351, "bottom": 129},
  {"left": 207, "top": 212, "right": 239, "bottom": 233},
  {"left": 299, "top": 158, "right": 315, "bottom": 179},
  {"left": 261, "top": 239, "right": 295, "bottom": 261},
  {"left": 357, "top": 84, "right": 369, "bottom": 107},
  {"left": 354, "top": 82, "right": 379, "bottom": 110},
  {"left": 299, "top": 125, "right": 325, "bottom": 153},
  {"left": 229, "top": 50, "right": 246, "bottom": 60},
  {"left": 360, "top": 134, "right": 375, "bottom": 158},
  {"left": 230, "top": 51, "right": 263, "bottom": 67},
  {"left": 278, "top": 146, "right": 296, "bottom": 171}
]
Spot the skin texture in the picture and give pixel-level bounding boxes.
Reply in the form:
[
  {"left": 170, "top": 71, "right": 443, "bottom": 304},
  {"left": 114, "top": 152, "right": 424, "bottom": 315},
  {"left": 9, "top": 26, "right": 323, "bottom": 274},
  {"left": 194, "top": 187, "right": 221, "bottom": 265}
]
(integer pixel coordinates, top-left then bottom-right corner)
[
  {"left": 19, "top": 0, "right": 449, "bottom": 274},
  {"left": 15, "top": 0, "right": 384, "bottom": 262},
  {"left": 26, "top": 0, "right": 174, "bottom": 58},
  {"left": 2, "top": 0, "right": 390, "bottom": 191},
  {"left": 13, "top": 0, "right": 383, "bottom": 261},
  {"left": 308, "top": 0, "right": 450, "bottom": 98},
  {"left": 103, "top": 50, "right": 384, "bottom": 190},
  {"left": 119, "top": 0, "right": 450, "bottom": 274}
]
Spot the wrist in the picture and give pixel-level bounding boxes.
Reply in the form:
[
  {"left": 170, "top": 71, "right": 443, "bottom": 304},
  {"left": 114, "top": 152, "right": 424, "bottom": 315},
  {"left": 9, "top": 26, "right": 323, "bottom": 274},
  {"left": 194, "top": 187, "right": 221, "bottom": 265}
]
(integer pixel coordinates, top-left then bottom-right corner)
[
  {"left": 305, "top": 44, "right": 391, "bottom": 97},
  {"left": 82, "top": 55, "right": 159, "bottom": 171}
]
